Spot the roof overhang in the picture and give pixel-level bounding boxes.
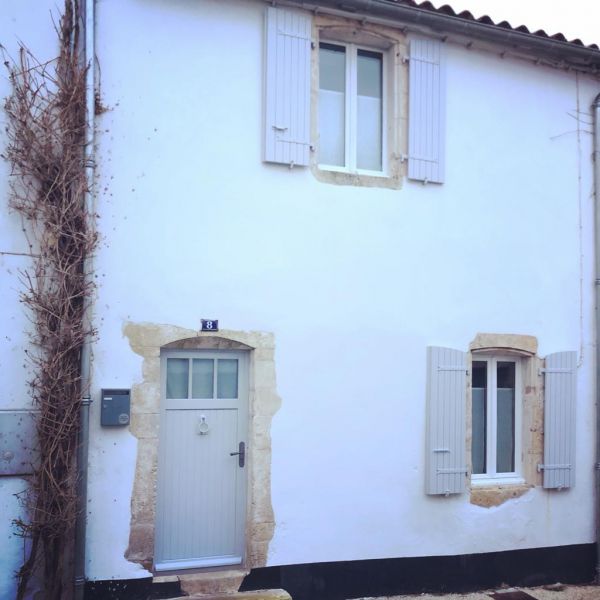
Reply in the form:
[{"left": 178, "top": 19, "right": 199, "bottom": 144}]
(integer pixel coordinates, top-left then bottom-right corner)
[{"left": 283, "top": 0, "right": 600, "bottom": 73}]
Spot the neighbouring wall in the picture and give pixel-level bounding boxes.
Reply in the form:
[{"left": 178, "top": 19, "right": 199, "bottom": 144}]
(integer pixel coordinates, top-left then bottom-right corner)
[{"left": 0, "top": 2, "right": 67, "bottom": 596}]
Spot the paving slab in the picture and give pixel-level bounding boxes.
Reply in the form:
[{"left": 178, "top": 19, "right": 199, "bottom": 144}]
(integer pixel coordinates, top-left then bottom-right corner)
[{"left": 347, "top": 584, "right": 600, "bottom": 600}]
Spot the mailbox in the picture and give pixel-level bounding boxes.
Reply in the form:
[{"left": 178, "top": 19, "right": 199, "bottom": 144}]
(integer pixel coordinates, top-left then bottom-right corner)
[{"left": 100, "top": 389, "right": 130, "bottom": 427}]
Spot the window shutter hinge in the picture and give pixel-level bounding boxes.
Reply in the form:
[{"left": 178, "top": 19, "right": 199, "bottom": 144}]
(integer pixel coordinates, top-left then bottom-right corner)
[
  {"left": 538, "top": 367, "right": 573, "bottom": 375},
  {"left": 400, "top": 153, "right": 438, "bottom": 164},
  {"left": 438, "top": 365, "right": 468, "bottom": 374},
  {"left": 538, "top": 463, "right": 572, "bottom": 472},
  {"left": 436, "top": 467, "right": 467, "bottom": 474},
  {"left": 402, "top": 55, "right": 410, "bottom": 64}
]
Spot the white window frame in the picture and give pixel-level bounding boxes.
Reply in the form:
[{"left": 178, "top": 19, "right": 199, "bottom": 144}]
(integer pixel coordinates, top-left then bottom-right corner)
[
  {"left": 471, "top": 354, "right": 524, "bottom": 486},
  {"left": 317, "top": 41, "right": 388, "bottom": 177}
]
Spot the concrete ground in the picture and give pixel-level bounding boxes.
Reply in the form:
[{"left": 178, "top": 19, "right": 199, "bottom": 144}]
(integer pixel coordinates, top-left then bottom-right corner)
[{"left": 348, "top": 584, "right": 600, "bottom": 600}]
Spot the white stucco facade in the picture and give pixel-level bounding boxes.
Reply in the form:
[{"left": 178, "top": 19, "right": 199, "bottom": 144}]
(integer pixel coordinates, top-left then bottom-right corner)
[{"left": 1, "top": 0, "right": 598, "bottom": 593}]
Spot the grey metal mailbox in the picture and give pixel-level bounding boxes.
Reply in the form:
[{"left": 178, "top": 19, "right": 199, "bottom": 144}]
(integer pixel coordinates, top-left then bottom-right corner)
[
  {"left": 0, "top": 410, "right": 37, "bottom": 476},
  {"left": 100, "top": 389, "right": 130, "bottom": 427}
]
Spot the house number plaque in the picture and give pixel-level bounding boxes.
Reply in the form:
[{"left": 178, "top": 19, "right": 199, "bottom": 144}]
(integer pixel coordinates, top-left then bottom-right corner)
[{"left": 200, "top": 319, "right": 219, "bottom": 332}]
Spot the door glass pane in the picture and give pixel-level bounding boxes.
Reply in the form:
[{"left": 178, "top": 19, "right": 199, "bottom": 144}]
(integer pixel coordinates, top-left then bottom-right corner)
[
  {"left": 166, "top": 358, "right": 189, "bottom": 399},
  {"left": 319, "top": 43, "right": 345, "bottom": 167},
  {"left": 192, "top": 359, "right": 214, "bottom": 398},
  {"left": 471, "top": 361, "right": 487, "bottom": 475},
  {"left": 497, "top": 361, "right": 516, "bottom": 473},
  {"left": 357, "top": 49, "right": 382, "bottom": 171},
  {"left": 217, "top": 359, "right": 238, "bottom": 399}
]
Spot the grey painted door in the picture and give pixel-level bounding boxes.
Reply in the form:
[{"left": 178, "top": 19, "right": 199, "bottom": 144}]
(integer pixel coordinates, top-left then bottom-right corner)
[{"left": 155, "top": 350, "right": 248, "bottom": 571}]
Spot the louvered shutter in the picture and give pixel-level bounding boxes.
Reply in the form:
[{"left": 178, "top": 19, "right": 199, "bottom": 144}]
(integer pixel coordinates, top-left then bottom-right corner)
[
  {"left": 408, "top": 38, "right": 446, "bottom": 183},
  {"left": 541, "top": 351, "right": 577, "bottom": 489},
  {"left": 425, "top": 346, "right": 467, "bottom": 495},
  {"left": 264, "top": 7, "right": 311, "bottom": 166}
]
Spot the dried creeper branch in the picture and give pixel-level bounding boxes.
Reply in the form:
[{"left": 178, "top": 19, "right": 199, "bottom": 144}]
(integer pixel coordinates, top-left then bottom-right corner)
[{"left": 3, "top": 1, "right": 96, "bottom": 598}]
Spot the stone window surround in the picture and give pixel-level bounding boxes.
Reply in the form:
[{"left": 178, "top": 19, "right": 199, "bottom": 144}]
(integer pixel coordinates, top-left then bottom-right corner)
[
  {"left": 310, "top": 13, "right": 409, "bottom": 189},
  {"left": 467, "top": 333, "right": 544, "bottom": 508},
  {"left": 122, "top": 322, "right": 281, "bottom": 572}
]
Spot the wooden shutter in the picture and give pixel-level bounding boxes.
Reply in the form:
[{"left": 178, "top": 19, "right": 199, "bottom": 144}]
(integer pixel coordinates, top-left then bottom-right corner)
[
  {"left": 425, "top": 346, "right": 467, "bottom": 495},
  {"left": 264, "top": 7, "right": 311, "bottom": 166},
  {"left": 408, "top": 38, "right": 446, "bottom": 183},
  {"left": 541, "top": 351, "right": 577, "bottom": 489}
]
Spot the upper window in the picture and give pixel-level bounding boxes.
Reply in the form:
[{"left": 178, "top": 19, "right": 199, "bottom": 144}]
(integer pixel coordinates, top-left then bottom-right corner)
[
  {"left": 264, "top": 7, "right": 446, "bottom": 184},
  {"left": 471, "top": 355, "right": 522, "bottom": 483},
  {"left": 318, "top": 42, "right": 385, "bottom": 174}
]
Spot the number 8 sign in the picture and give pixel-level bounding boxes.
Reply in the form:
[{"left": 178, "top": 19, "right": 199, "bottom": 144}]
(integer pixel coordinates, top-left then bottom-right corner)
[{"left": 201, "top": 319, "right": 219, "bottom": 332}]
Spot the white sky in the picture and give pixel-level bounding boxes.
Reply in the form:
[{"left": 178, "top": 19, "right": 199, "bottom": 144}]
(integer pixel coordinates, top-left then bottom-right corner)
[{"left": 430, "top": 0, "right": 600, "bottom": 46}]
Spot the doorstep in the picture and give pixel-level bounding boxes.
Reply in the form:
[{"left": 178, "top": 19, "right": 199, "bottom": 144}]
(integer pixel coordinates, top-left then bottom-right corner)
[{"left": 168, "top": 589, "right": 291, "bottom": 600}]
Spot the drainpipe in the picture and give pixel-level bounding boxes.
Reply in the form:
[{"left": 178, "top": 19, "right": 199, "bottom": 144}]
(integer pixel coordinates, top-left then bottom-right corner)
[
  {"left": 74, "top": 0, "right": 95, "bottom": 598},
  {"left": 593, "top": 93, "right": 600, "bottom": 583}
]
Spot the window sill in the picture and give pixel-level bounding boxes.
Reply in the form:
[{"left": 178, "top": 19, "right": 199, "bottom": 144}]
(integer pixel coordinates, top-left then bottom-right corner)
[
  {"left": 469, "top": 481, "right": 532, "bottom": 508},
  {"left": 318, "top": 164, "right": 389, "bottom": 178},
  {"left": 312, "top": 162, "right": 402, "bottom": 189}
]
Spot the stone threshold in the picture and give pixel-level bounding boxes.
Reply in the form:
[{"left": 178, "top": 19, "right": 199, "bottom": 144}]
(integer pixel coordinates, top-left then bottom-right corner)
[{"left": 169, "top": 589, "right": 291, "bottom": 600}]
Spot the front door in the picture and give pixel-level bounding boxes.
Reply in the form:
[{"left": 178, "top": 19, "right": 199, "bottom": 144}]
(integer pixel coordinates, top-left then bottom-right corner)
[{"left": 155, "top": 350, "right": 248, "bottom": 571}]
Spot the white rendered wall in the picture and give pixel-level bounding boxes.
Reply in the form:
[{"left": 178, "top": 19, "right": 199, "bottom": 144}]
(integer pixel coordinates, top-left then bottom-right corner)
[
  {"left": 89, "top": 0, "right": 598, "bottom": 576},
  {"left": 4, "top": 0, "right": 594, "bottom": 582}
]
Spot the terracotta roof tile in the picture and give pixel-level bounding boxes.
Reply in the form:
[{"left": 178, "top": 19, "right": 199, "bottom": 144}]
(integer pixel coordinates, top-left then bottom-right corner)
[{"left": 387, "top": 0, "right": 599, "bottom": 50}]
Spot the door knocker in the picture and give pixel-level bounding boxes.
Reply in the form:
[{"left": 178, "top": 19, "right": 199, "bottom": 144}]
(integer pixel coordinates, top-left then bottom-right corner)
[{"left": 197, "top": 415, "right": 209, "bottom": 435}]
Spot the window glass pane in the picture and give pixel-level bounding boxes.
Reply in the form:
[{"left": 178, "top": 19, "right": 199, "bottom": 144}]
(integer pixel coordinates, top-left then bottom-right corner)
[
  {"left": 166, "top": 358, "right": 188, "bottom": 399},
  {"left": 471, "top": 361, "right": 487, "bottom": 475},
  {"left": 319, "top": 43, "right": 345, "bottom": 166},
  {"left": 217, "top": 359, "right": 238, "bottom": 399},
  {"left": 357, "top": 49, "right": 382, "bottom": 171},
  {"left": 497, "top": 362, "right": 516, "bottom": 473},
  {"left": 192, "top": 359, "right": 214, "bottom": 398},
  {"left": 497, "top": 361, "right": 515, "bottom": 388}
]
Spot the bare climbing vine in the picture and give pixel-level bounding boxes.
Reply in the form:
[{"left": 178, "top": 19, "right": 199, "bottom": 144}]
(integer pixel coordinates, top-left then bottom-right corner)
[{"left": 2, "top": 1, "right": 95, "bottom": 598}]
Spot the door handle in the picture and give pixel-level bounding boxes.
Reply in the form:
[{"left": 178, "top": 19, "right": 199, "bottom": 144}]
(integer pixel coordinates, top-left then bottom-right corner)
[{"left": 230, "top": 441, "right": 245, "bottom": 468}]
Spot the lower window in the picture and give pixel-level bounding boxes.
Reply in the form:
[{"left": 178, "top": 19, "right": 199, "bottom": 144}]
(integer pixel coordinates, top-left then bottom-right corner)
[{"left": 471, "top": 355, "right": 522, "bottom": 483}]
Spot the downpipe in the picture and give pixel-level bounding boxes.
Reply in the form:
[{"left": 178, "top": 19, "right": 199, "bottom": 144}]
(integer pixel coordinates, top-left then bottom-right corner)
[
  {"left": 593, "top": 92, "right": 600, "bottom": 584},
  {"left": 74, "top": 0, "right": 95, "bottom": 598}
]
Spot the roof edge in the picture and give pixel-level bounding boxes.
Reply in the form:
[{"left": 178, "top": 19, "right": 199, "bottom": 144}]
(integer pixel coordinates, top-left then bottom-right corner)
[{"left": 284, "top": 0, "right": 600, "bottom": 72}]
